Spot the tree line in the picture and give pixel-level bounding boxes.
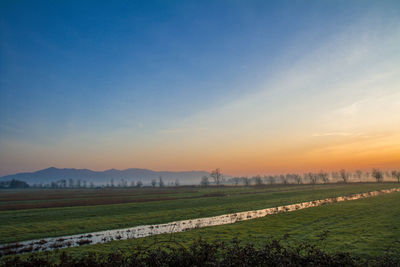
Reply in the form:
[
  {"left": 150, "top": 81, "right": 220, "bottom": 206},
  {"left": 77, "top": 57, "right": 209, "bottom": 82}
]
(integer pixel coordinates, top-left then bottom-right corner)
[
  {"left": 1, "top": 168, "right": 399, "bottom": 189},
  {"left": 25, "top": 176, "right": 180, "bottom": 189},
  {"left": 0, "top": 179, "right": 29, "bottom": 189},
  {"left": 222, "top": 168, "right": 400, "bottom": 186}
]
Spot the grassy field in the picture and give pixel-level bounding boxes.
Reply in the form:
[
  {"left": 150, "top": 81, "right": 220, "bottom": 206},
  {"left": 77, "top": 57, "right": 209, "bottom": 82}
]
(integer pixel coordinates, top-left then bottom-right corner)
[
  {"left": 0, "top": 183, "right": 398, "bottom": 245},
  {"left": 0, "top": 187, "right": 202, "bottom": 210},
  {"left": 47, "top": 190, "right": 400, "bottom": 259}
]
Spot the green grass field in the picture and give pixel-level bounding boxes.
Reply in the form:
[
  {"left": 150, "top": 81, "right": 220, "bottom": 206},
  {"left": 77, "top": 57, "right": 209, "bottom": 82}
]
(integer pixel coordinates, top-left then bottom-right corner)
[
  {"left": 51, "top": 190, "right": 400, "bottom": 259},
  {"left": 0, "top": 183, "right": 398, "bottom": 246}
]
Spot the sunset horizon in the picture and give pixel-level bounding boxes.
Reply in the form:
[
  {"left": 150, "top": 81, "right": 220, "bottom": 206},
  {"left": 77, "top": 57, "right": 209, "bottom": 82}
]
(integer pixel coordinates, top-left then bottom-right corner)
[
  {"left": 1, "top": 0, "right": 399, "bottom": 177},
  {"left": 1, "top": 1, "right": 400, "bottom": 264}
]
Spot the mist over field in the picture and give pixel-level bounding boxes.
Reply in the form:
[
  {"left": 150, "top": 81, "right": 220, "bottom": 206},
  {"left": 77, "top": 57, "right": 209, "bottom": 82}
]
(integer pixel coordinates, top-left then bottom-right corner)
[{"left": 0, "top": 167, "right": 209, "bottom": 186}]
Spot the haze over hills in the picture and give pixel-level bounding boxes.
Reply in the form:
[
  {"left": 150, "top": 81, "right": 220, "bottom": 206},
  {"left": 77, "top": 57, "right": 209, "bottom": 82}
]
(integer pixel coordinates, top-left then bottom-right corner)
[{"left": 0, "top": 167, "right": 210, "bottom": 186}]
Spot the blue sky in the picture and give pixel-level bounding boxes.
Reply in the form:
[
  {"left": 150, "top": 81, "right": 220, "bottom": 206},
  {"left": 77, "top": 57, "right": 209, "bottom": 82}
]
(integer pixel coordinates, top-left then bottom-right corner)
[{"left": 1, "top": 1, "right": 400, "bottom": 176}]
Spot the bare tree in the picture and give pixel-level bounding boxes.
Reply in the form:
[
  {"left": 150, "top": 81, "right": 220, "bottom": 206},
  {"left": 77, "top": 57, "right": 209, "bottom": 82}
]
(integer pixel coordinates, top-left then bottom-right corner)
[
  {"left": 210, "top": 168, "right": 223, "bottom": 186},
  {"left": 136, "top": 180, "right": 143, "bottom": 188},
  {"left": 158, "top": 176, "right": 165, "bottom": 187},
  {"left": 306, "top": 173, "right": 318, "bottom": 185},
  {"left": 339, "top": 169, "right": 349, "bottom": 183},
  {"left": 151, "top": 179, "right": 157, "bottom": 188},
  {"left": 267, "top": 176, "right": 275, "bottom": 185},
  {"left": 391, "top": 170, "right": 400, "bottom": 183},
  {"left": 318, "top": 171, "right": 329, "bottom": 184},
  {"left": 372, "top": 168, "right": 383, "bottom": 183},
  {"left": 243, "top": 177, "right": 250, "bottom": 186},
  {"left": 68, "top": 178, "right": 74, "bottom": 188},
  {"left": 293, "top": 174, "right": 302, "bottom": 184},
  {"left": 200, "top": 176, "right": 209, "bottom": 187},
  {"left": 252, "top": 175, "right": 263, "bottom": 186},
  {"left": 50, "top": 181, "right": 57, "bottom": 188}
]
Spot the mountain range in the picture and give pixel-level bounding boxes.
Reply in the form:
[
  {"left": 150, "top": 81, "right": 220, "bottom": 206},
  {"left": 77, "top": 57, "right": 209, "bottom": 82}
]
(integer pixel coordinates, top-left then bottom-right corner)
[{"left": 0, "top": 167, "right": 210, "bottom": 186}]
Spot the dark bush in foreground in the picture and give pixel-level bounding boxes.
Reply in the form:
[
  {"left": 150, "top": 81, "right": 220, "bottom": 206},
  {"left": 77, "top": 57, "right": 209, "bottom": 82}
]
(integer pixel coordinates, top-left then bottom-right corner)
[{"left": 1, "top": 238, "right": 399, "bottom": 267}]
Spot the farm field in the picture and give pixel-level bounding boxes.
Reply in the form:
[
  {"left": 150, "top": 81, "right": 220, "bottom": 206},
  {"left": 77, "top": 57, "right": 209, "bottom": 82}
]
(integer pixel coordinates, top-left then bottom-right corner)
[
  {"left": 58, "top": 190, "right": 400, "bottom": 258},
  {"left": 0, "top": 183, "right": 398, "bottom": 245}
]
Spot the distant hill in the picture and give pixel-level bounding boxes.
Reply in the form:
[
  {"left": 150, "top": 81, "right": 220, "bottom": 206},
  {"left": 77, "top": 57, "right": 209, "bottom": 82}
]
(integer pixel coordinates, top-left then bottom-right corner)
[{"left": 0, "top": 167, "right": 210, "bottom": 186}]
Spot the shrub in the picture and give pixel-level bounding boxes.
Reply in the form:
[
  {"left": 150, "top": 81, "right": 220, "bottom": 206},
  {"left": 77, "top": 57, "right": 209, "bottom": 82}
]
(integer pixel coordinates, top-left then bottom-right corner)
[{"left": 1, "top": 238, "right": 400, "bottom": 266}]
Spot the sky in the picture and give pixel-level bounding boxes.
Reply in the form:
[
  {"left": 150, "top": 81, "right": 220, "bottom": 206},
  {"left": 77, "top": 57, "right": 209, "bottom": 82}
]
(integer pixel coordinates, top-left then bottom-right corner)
[{"left": 1, "top": 0, "right": 400, "bottom": 176}]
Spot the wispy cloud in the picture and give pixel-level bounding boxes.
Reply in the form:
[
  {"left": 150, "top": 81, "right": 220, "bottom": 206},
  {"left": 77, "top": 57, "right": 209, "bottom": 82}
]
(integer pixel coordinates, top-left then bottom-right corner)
[
  {"left": 334, "top": 101, "right": 363, "bottom": 116},
  {"left": 312, "top": 132, "right": 369, "bottom": 138}
]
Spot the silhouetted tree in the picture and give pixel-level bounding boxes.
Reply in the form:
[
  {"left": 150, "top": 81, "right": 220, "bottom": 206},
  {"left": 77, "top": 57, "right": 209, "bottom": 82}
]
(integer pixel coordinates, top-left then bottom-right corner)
[
  {"left": 151, "top": 179, "right": 157, "bottom": 188},
  {"left": 318, "top": 171, "right": 329, "bottom": 184},
  {"left": 210, "top": 168, "right": 223, "bottom": 186},
  {"left": 293, "top": 174, "right": 302, "bottom": 184},
  {"left": 252, "top": 175, "right": 263, "bottom": 186},
  {"left": 136, "top": 180, "right": 143, "bottom": 188},
  {"left": 372, "top": 168, "right": 383, "bottom": 183},
  {"left": 200, "top": 176, "right": 209, "bottom": 187},
  {"left": 158, "top": 176, "right": 165, "bottom": 187},
  {"left": 60, "top": 179, "right": 67, "bottom": 188},
  {"left": 392, "top": 170, "right": 400, "bottom": 183},
  {"left": 267, "top": 176, "right": 275, "bottom": 185},
  {"left": 305, "top": 173, "right": 318, "bottom": 185},
  {"left": 339, "top": 169, "right": 349, "bottom": 183},
  {"left": 0, "top": 179, "right": 29, "bottom": 189},
  {"left": 13, "top": 180, "right": 30, "bottom": 188}
]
